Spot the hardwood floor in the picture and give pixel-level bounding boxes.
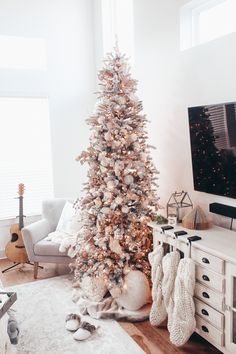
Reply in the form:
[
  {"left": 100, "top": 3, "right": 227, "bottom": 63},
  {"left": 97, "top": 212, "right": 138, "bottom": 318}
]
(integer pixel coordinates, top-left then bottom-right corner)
[
  {"left": 0, "top": 258, "right": 70, "bottom": 287},
  {"left": 0, "top": 259, "right": 221, "bottom": 354},
  {"left": 120, "top": 321, "right": 220, "bottom": 354}
]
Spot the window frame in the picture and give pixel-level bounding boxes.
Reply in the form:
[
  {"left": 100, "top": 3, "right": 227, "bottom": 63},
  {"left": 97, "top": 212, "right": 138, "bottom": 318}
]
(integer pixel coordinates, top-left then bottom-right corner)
[
  {"left": 0, "top": 95, "right": 54, "bottom": 220},
  {"left": 180, "top": 0, "right": 228, "bottom": 50}
]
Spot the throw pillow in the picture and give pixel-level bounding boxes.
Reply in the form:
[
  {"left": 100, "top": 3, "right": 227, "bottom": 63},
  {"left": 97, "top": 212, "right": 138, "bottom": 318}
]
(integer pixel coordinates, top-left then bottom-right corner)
[{"left": 56, "top": 202, "right": 79, "bottom": 237}]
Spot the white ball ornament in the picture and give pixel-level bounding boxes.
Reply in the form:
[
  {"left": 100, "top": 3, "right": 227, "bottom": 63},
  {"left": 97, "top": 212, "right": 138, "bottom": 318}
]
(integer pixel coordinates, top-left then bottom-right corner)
[
  {"left": 104, "top": 191, "right": 112, "bottom": 200},
  {"left": 114, "top": 160, "right": 124, "bottom": 176},
  {"left": 101, "top": 207, "right": 110, "bottom": 214},
  {"left": 98, "top": 116, "right": 105, "bottom": 125},
  {"left": 130, "top": 133, "right": 137, "bottom": 142},
  {"left": 121, "top": 206, "right": 129, "bottom": 214},
  {"left": 115, "top": 196, "right": 123, "bottom": 205},
  {"left": 114, "top": 104, "right": 120, "bottom": 111},
  {"left": 117, "top": 96, "right": 126, "bottom": 105},
  {"left": 104, "top": 132, "right": 112, "bottom": 141},
  {"left": 106, "top": 122, "right": 113, "bottom": 130},
  {"left": 111, "top": 201, "right": 117, "bottom": 209},
  {"left": 94, "top": 198, "right": 102, "bottom": 207},
  {"left": 107, "top": 180, "right": 115, "bottom": 191},
  {"left": 112, "top": 271, "right": 151, "bottom": 311},
  {"left": 101, "top": 157, "right": 110, "bottom": 167},
  {"left": 124, "top": 175, "right": 134, "bottom": 185},
  {"left": 113, "top": 140, "right": 121, "bottom": 148}
]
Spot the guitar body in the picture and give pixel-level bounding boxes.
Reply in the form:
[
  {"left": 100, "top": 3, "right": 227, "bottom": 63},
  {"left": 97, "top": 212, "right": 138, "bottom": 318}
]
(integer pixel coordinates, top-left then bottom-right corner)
[
  {"left": 5, "top": 184, "right": 29, "bottom": 264},
  {"left": 5, "top": 224, "right": 28, "bottom": 263}
]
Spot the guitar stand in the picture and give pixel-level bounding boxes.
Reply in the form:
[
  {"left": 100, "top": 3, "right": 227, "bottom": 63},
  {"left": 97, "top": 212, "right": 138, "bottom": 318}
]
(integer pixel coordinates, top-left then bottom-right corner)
[{"left": 2, "top": 261, "right": 43, "bottom": 273}]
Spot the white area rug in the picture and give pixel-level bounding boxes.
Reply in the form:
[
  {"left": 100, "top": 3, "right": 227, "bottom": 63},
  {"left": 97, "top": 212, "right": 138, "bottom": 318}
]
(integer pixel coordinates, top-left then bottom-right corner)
[{"left": 7, "top": 275, "right": 144, "bottom": 354}]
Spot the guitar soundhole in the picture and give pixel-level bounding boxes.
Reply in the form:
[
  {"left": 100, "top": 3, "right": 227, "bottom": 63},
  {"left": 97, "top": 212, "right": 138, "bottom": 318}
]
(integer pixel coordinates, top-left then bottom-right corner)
[{"left": 11, "top": 233, "right": 19, "bottom": 242}]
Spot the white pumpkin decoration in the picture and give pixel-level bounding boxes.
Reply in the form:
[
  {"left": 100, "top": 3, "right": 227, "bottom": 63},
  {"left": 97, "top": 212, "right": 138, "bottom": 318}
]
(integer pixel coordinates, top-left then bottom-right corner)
[{"left": 111, "top": 270, "right": 151, "bottom": 311}]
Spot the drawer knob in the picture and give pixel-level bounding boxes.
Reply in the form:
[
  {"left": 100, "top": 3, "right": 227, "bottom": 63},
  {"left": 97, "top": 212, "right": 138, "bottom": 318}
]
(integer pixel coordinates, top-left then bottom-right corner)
[
  {"left": 201, "top": 325, "right": 209, "bottom": 333},
  {"left": 202, "top": 257, "right": 210, "bottom": 264},
  {"left": 202, "top": 292, "right": 210, "bottom": 299},
  {"left": 201, "top": 309, "right": 209, "bottom": 316},
  {"left": 202, "top": 275, "right": 210, "bottom": 281}
]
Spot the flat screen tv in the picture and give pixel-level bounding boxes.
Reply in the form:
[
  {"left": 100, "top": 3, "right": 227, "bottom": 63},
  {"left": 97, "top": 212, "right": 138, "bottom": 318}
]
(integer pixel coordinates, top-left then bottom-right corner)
[{"left": 188, "top": 102, "right": 236, "bottom": 199}]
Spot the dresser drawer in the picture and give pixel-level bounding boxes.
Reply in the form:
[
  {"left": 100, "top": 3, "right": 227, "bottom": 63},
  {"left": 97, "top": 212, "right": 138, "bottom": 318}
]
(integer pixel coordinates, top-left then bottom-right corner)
[
  {"left": 194, "top": 283, "right": 224, "bottom": 311},
  {"left": 192, "top": 248, "right": 224, "bottom": 274},
  {"left": 194, "top": 298, "right": 224, "bottom": 330},
  {"left": 196, "top": 315, "right": 224, "bottom": 347},
  {"left": 196, "top": 265, "right": 224, "bottom": 293}
]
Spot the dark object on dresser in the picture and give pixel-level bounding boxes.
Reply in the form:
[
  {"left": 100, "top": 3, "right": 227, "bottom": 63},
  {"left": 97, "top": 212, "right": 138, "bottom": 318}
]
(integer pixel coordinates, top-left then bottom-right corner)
[
  {"left": 209, "top": 202, "right": 236, "bottom": 230},
  {"left": 209, "top": 203, "right": 236, "bottom": 219}
]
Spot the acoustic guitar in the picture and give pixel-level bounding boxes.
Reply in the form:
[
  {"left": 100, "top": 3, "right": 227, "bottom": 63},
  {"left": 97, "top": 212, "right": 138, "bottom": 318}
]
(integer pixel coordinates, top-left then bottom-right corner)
[{"left": 5, "top": 183, "right": 29, "bottom": 263}]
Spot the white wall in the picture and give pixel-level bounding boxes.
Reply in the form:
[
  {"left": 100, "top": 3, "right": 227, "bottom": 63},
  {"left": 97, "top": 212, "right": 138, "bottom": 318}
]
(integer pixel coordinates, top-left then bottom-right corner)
[
  {"left": 0, "top": 0, "right": 96, "bottom": 199},
  {"left": 0, "top": 0, "right": 96, "bottom": 255},
  {"left": 133, "top": 0, "right": 236, "bottom": 228},
  {"left": 47, "top": 0, "right": 96, "bottom": 198}
]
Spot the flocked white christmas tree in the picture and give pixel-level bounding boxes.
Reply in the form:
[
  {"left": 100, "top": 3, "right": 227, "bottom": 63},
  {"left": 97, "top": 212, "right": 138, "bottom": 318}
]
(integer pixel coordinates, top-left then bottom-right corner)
[{"left": 73, "top": 47, "right": 159, "bottom": 290}]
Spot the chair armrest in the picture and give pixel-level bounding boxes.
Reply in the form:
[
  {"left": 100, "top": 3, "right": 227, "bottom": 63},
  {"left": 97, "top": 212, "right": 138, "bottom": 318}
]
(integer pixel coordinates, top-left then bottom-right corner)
[{"left": 22, "top": 219, "right": 54, "bottom": 262}]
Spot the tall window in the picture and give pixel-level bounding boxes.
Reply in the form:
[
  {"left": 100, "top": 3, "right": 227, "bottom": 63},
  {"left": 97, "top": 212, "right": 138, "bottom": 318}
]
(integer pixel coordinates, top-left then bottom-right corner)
[
  {"left": 197, "top": 0, "right": 236, "bottom": 44},
  {"left": 180, "top": 0, "right": 236, "bottom": 50},
  {"left": 0, "top": 97, "right": 54, "bottom": 218}
]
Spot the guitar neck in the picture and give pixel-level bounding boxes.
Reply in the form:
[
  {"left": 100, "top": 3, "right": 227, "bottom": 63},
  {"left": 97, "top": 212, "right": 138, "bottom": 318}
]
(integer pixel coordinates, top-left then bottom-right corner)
[{"left": 19, "top": 196, "right": 24, "bottom": 230}]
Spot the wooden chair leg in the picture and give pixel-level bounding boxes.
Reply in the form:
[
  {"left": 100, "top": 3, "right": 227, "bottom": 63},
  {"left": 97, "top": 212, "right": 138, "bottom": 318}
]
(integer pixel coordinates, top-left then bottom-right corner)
[{"left": 34, "top": 262, "right": 39, "bottom": 279}]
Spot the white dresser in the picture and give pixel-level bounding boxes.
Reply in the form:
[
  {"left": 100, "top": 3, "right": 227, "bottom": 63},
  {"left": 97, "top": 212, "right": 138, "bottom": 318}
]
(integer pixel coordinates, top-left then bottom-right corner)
[{"left": 149, "top": 222, "right": 236, "bottom": 354}]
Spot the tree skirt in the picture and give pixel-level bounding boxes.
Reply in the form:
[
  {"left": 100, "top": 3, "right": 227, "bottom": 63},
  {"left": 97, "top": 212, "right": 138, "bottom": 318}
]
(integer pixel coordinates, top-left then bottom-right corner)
[{"left": 7, "top": 275, "right": 144, "bottom": 354}]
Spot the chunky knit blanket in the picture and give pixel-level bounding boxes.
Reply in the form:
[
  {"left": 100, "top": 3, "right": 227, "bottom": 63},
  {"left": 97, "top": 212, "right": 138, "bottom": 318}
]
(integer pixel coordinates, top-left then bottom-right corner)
[{"left": 72, "top": 288, "right": 150, "bottom": 322}]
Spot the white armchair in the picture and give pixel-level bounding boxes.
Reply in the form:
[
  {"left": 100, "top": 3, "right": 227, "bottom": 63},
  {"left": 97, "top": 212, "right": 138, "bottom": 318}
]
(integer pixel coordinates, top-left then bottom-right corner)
[{"left": 22, "top": 199, "right": 71, "bottom": 279}]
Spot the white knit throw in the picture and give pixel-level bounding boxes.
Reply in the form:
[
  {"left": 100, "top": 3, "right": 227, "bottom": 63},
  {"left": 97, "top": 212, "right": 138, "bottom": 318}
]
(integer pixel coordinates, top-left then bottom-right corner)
[
  {"left": 169, "top": 258, "right": 196, "bottom": 346},
  {"left": 148, "top": 245, "right": 166, "bottom": 326}
]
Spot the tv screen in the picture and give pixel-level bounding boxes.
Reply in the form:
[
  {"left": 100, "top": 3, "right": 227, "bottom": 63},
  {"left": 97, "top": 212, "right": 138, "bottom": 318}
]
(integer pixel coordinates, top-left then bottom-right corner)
[{"left": 188, "top": 102, "right": 236, "bottom": 199}]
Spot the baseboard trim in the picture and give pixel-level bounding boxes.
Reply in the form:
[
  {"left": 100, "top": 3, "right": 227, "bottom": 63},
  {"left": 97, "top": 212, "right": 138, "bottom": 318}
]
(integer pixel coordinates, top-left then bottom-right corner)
[{"left": 0, "top": 249, "right": 6, "bottom": 259}]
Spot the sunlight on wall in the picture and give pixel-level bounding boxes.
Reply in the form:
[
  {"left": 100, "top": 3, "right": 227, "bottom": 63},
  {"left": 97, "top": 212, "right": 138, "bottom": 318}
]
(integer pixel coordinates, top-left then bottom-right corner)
[{"left": 0, "top": 35, "right": 47, "bottom": 70}]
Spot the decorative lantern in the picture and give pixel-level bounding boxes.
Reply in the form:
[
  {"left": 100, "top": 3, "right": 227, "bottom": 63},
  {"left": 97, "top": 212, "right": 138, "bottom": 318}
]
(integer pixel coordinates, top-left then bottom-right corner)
[{"left": 167, "top": 191, "right": 193, "bottom": 223}]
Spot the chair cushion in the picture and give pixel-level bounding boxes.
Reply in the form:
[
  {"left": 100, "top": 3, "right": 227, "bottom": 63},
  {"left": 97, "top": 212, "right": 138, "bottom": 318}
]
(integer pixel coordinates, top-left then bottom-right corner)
[{"left": 34, "top": 238, "right": 68, "bottom": 257}]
